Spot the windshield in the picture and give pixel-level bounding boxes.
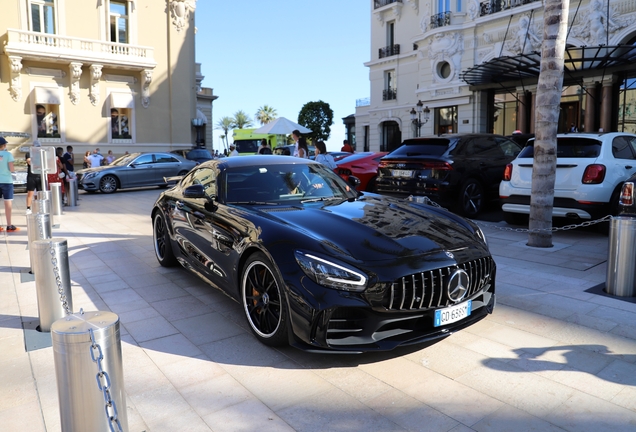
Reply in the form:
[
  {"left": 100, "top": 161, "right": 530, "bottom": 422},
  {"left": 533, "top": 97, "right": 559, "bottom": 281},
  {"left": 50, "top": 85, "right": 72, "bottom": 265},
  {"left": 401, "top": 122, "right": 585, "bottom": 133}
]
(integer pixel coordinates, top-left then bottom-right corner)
[
  {"left": 224, "top": 163, "right": 357, "bottom": 204},
  {"left": 188, "top": 149, "right": 213, "bottom": 159},
  {"left": 388, "top": 139, "right": 451, "bottom": 157},
  {"left": 112, "top": 153, "right": 141, "bottom": 166},
  {"left": 518, "top": 137, "right": 602, "bottom": 158}
]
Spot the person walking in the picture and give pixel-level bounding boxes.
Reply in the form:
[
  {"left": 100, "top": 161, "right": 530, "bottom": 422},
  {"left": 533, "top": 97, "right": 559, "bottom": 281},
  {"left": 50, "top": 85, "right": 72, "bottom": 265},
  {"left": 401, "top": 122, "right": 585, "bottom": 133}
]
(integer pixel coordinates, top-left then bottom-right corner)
[
  {"left": 62, "top": 145, "right": 74, "bottom": 172},
  {"left": 25, "top": 140, "right": 43, "bottom": 214},
  {"left": 0, "top": 137, "right": 17, "bottom": 231},
  {"left": 314, "top": 141, "right": 337, "bottom": 170}
]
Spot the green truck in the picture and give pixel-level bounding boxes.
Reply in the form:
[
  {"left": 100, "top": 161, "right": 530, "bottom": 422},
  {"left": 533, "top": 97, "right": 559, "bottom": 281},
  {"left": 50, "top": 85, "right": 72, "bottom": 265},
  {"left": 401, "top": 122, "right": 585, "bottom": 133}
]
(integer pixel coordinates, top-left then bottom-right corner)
[{"left": 232, "top": 128, "right": 279, "bottom": 155}]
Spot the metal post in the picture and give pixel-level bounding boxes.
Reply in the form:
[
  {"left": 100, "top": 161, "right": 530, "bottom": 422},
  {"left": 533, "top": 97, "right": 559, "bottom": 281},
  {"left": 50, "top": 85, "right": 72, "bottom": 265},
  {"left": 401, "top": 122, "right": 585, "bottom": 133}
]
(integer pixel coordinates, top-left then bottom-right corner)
[
  {"left": 51, "top": 310, "right": 128, "bottom": 432},
  {"left": 606, "top": 216, "right": 636, "bottom": 297},
  {"left": 32, "top": 238, "right": 72, "bottom": 331},
  {"left": 27, "top": 213, "right": 52, "bottom": 273},
  {"left": 67, "top": 177, "right": 78, "bottom": 206},
  {"left": 33, "top": 198, "right": 53, "bottom": 231},
  {"left": 50, "top": 182, "right": 64, "bottom": 216}
]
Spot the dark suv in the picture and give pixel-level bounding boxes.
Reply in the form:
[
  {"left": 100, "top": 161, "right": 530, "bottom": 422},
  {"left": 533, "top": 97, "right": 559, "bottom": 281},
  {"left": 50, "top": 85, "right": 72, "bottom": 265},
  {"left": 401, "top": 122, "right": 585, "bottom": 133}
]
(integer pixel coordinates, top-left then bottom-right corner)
[{"left": 376, "top": 134, "right": 522, "bottom": 216}]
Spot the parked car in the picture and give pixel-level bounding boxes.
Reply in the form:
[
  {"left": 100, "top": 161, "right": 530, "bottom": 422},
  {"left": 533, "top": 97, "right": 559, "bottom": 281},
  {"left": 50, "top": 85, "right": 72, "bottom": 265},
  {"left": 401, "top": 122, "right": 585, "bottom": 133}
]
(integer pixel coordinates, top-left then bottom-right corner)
[
  {"left": 376, "top": 134, "right": 522, "bottom": 216},
  {"left": 334, "top": 151, "right": 388, "bottom": 191},
  {"left": 170, "top": 148, "right": 214, "bottom": 163},
  {"left": 618, "top": 175, "right": 636, "bottom": 216},
  {"left": 500, "top": 132, "right": 636, "bottom": 224},
  {"left": 12, "top": 158, "right": 28, "bottom": 193},
  {"left": 77, "top": 152, "right": 197, "bottom": 193},
  {"left": 151, "top": 155, "right": 495, "bottom": 352}
]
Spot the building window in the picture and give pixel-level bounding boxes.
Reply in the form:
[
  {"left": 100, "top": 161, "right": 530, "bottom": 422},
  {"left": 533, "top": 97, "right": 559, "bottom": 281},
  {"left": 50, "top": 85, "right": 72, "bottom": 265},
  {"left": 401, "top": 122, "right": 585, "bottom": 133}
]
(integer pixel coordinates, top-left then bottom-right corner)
[
  {"left": 383, "top": 71, "right": 397, "bottom": 101},
  {"left": 30, "top": 0, "right": 56, "bottom": 34},
  {"left": 109, "top": 1, "right": 129, "bottom": 43},
  {"left": 111, "top": 108, "right": 131, "bottom": 139},
  {"left": 435, "top": 106, "right": 458, "bottom": 135},
  {"left": 35, "top": 104, "right": 60, "bottom": 138}
]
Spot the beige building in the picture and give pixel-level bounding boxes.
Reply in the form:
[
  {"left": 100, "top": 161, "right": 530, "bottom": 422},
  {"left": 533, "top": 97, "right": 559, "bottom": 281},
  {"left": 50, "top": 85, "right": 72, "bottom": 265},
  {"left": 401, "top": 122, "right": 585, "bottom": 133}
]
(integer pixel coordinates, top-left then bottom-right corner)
[
  {"left": 356, "top": 0, "right": 636, "bottom": 152},
  {"left": 0, "top": 0, "right": 202, "bottom": 159}
]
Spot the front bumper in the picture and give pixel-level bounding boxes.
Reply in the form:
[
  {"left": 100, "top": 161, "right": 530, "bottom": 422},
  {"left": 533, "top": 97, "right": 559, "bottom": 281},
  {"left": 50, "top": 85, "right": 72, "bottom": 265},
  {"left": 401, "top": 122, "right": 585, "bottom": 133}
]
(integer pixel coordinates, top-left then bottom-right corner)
[{"left": 501, "top": 195, "right": 610, "bottom": 220}]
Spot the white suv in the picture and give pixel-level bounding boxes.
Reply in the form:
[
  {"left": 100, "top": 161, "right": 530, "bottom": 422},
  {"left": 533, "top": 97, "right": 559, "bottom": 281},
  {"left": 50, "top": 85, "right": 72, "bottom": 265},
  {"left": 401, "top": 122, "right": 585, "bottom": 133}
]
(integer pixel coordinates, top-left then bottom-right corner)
[{"left": 499, "top": 132, "right": 636, "bottom": 224}]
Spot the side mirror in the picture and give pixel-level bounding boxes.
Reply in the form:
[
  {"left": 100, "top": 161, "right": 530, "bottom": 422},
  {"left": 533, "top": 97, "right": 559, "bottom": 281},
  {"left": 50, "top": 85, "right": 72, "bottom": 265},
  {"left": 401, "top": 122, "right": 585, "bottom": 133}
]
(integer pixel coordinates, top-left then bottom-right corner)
[
  {"left": 183, "top": 184, "right": 206, "bottom": 199},
  {"left": 348, "top": 175, "right": 361, "bottom": 188}
]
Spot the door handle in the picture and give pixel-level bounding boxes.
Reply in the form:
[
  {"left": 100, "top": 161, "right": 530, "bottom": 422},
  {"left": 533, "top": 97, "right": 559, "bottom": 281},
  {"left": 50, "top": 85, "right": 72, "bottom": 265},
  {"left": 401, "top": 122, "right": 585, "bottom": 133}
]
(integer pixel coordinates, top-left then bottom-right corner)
[{"left": 626, "top": 166, "right": 633, "bottom": 170}]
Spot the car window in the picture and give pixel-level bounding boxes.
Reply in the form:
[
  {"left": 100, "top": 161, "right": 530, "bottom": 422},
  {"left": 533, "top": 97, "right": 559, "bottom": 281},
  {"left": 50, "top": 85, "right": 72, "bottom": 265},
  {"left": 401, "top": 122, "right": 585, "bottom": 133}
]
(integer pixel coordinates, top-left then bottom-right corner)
[
  {"left": 612, "top": 136, "right": 636, "bottom": 159},
  {"left": 134, "top": 154, "right": 154, "bottom": 165},
  {"left": 517, "top": 137, "right": 602, "bottom": 158},
  {"left": 155, "top": 154, "right": 179, "bottom": 163},
  {"left": 389, "top": 139, "right": 450, "bottom": 157},
  {"left": 188, "top": 149, "right": 212, "bottom": 159},
  {"left": 461, "top": 137, "right": 502, "bottom": 158},
  {"left": 186, "top": 167, "right": 216, "bottom": 198},
  {"left": 496, "top": 137, "right": 522, "bottom": 157}
]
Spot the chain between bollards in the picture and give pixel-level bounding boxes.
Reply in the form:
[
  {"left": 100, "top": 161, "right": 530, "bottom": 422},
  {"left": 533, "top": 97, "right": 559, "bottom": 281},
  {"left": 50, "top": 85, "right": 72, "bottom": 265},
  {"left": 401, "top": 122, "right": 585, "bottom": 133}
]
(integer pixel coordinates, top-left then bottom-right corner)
[
  {"left": 49, "top": 241, "right": 71, "bottom": 316},
  {"left": 89, "top": 327, "right": 123, "bottom": 432}
]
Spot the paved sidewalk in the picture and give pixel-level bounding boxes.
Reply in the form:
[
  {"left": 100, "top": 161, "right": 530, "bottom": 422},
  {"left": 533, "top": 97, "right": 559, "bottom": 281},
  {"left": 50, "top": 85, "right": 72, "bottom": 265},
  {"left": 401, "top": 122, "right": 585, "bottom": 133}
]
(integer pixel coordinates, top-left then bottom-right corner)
[{"left": 1, "top": 189, "right": 636, "bottom": 432}]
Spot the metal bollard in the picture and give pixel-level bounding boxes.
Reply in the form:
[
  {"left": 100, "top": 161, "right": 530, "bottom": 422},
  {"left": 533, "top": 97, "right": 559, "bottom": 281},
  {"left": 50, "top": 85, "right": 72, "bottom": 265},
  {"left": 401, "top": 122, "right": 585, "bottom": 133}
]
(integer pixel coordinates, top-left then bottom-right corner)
[
  {"left": 27, "top": 213, "right": 52, "bottom": 273},
  {"left": 50, "top": 182, "right": 64, "bottom": 216},
  {"left": 37, "top": 190, "right": 50, "bottom": 201},
  {"left": 51, "top": 310, "right": 128, "bottom": 432},
  {"left": 32, "top": 238, "right": 72, "bottom": 331},
  {"left": 67, "top": 177, "right": 78, "bottom": 206},
  {"left": 34, "top": 197, "right": 54, "bottom": 229},
  {"left": 606, "top": 216, "right": 636, "bottom": 297}
]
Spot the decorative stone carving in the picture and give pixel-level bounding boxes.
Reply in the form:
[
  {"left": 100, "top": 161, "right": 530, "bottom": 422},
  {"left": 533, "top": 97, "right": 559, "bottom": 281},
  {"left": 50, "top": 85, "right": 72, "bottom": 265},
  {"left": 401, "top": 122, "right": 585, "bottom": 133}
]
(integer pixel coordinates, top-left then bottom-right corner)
[
  {"left": 468, "top": 0, "right": 480, "bottom": 21},
  {"left": 170, "top": 0, "right": 197, "bottom": 32},
  {"left": 89, "top": 64, "right": 103, "bottom": 106},
  {"left": 427, "top": 32, "right": 464, "bottom": 83},
  {"left": 406, "top": 0, "right": 418, "bottom": 14},
  {"left": 505, "top": 15, "right": 542, "bottom": 55},
  {"left": 570, "top": 0, "right": 633, "bottom": 46},
  {"left": 69, "top": 62, "right": 83, "bottom": 105},
  {"left": 420, "top": 15, "right": 428, "bottom": 33},
  {"left": 141, "top": 69, "right": 152, "bottom": 108},
  {"left": 8, "top": 56, "right": 23, "bottom": 102}
]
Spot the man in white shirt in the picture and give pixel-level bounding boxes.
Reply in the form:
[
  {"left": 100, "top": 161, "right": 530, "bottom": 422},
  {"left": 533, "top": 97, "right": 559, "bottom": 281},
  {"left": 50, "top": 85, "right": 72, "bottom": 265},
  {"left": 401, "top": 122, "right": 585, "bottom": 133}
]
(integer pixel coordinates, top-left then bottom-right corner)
[
  {"left": 229, "top": 144, "right": 239, "bottom": 157},
  {"left": 88, "top": 149, "right": 104, "bottom": 167}
]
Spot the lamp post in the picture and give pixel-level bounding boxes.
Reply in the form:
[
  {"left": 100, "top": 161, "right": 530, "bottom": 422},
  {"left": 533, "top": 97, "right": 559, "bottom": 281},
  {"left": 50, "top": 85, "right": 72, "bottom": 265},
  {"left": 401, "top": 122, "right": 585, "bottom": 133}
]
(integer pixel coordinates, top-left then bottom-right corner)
[
  {"left": 410, "top": 100, "right": 430, "bottom": 137},
  {"left": 191, "top": 118, "right": 204, "bottom": 147}
]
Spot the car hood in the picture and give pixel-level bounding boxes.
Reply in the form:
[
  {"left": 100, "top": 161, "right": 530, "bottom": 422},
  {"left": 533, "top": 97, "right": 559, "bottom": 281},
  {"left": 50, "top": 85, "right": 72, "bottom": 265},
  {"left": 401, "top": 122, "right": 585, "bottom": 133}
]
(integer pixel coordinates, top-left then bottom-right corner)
[{"left": 257, "top": 195, "right": 485, "bottom": 263}]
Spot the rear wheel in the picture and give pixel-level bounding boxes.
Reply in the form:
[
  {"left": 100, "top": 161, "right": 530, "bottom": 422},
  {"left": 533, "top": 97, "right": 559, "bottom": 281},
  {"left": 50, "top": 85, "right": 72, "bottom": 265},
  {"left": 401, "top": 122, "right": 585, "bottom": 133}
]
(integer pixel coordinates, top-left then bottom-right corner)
[
  {"left": 153, "top": 211, "right": 177, "bottom": 267},
  {"left": 241, "top": 252, "right": 289, "bottom": 347},
  {"left": 99, "top": 175, "right": 118, "bottom": 193},
  {"left": 458, "top": 179, "right": 484, "bottom": 217}
]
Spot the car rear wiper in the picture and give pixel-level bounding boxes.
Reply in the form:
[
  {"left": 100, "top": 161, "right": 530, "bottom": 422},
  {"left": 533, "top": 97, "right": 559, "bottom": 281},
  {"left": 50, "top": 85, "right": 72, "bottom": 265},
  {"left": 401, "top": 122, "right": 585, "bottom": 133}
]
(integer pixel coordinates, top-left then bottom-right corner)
[{"left": 229, "top": 201, "right": 279, "bottom": 206}]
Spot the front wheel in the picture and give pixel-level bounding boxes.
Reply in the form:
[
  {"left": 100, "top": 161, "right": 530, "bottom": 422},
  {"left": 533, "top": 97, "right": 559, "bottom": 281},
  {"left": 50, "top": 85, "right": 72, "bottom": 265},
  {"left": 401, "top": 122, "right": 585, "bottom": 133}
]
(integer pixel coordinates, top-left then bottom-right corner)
[
  {"left": 241, "top": 252, "right": 289, "bottom": 347},
  {"left": 153, "top": 211, "right": 177, "bottom": 267},
  {"left": 99, "top": 175, "right": 118, "bottom": 193},
  {"left": 458, "top": 179, "right": 484, "bottom": 217}
]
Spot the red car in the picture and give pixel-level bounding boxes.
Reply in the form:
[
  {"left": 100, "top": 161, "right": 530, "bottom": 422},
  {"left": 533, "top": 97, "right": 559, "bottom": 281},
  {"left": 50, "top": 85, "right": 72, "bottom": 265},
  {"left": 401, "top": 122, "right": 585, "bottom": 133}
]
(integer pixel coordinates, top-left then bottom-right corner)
[{"left": 334, "top": 152, "right": 388, "bottom": 192}]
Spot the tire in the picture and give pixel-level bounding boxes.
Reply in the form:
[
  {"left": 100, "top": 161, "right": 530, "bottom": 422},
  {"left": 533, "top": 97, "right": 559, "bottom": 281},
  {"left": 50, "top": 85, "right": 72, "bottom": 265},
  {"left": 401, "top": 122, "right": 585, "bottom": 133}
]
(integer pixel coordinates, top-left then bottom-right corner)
[
  {"left": 458, "top": 178, "right": 484, "bottom": 217},
  {"left": 99, "top": 175, "right": 118, "bottom": 193},
  {"left": 177, "top": 170, "right": 189, "bottom": 176},
  {"left": 153, "top": 211, "right": 177, "bottom": 267},
  {"left": 241, "top": 252, "right": 289, "bottom": 347}
]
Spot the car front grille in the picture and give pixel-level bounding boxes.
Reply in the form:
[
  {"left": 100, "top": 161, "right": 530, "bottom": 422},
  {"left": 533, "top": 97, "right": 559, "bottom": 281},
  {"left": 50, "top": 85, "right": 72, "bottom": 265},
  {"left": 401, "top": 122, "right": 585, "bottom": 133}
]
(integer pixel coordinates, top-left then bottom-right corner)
[{"left": 385, "top": 257, "right": 494, "bottom": 311}]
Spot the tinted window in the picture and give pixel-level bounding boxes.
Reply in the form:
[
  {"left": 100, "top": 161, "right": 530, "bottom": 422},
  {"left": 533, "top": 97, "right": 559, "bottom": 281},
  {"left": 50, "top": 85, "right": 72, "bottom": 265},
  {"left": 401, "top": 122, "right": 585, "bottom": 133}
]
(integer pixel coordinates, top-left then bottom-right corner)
[
  {"left": 155, "top": 154, "right": 179, "bottom": 163},
  {"left": 188, "top": 149, "right": 213, "bottom": 159},
  {"left": 612, "top": 136, "right": 636, "bottom": 159},
  {"left": 496, "top": 137, "right": 522, "bottom": 157},
  {"left": 134, "top": 154, "right": 154, "bottom": 165},
  {"left": 186, "top": 167, "right": 216, "bottom": 198},
  {"left": 235, "top": 139, "right": 260, "bottom": 153},
  {"left": 460, "top": 137, "right": 502, "bottom": 157},
  {"left": 389, "top": 139, "right": 451, "bottom": 157},
  {"left": 517, "top": 138, "right": 602, "bottom": 158}
]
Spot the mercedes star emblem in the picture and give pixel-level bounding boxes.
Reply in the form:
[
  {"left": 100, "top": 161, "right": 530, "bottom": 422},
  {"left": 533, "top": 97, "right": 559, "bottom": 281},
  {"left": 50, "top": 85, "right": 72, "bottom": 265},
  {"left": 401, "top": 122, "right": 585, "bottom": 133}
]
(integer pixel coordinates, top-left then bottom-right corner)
[{"left": 447, "top": 269, "right": 469, "bottom": 302}]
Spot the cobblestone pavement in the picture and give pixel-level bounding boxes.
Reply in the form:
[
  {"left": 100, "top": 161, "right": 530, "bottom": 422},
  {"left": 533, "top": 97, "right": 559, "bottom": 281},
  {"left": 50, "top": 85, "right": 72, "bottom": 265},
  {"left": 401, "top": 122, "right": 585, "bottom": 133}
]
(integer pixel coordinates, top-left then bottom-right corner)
[{"left": 1, "top": 188, "right": 635, "bottom": 431}]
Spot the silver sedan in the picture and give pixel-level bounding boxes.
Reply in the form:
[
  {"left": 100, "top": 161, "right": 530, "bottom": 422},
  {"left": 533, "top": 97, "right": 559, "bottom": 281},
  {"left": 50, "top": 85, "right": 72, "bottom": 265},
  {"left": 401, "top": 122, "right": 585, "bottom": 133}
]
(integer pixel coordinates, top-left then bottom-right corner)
[{"left": 77, "top": 152, "right": 197, "bottom": 193}]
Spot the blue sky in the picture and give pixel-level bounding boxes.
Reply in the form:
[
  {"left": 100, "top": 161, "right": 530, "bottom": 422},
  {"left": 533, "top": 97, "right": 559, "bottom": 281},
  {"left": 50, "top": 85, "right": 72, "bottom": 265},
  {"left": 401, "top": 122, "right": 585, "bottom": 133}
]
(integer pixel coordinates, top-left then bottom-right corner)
[{"left": 195, "top": 1, "right": 371, "bottom": 152}]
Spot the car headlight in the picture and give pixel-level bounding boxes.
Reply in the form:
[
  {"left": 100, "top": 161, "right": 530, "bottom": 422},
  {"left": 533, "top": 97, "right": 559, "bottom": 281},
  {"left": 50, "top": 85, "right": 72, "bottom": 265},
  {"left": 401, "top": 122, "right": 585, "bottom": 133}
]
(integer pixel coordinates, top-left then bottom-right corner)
[
  {"left": 294, "top": 251, "right": 367, "bottom": 292},
  {"left": 83, "top": 172, "right": 97, "bottom": 181}
]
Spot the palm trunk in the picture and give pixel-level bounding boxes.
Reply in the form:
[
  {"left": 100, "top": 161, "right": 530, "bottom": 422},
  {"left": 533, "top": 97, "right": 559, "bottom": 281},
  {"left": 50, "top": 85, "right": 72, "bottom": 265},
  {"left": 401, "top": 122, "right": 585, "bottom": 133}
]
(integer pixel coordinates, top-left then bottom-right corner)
[{"left": 528, "top": 0, "right": 570, "bottom": 248}]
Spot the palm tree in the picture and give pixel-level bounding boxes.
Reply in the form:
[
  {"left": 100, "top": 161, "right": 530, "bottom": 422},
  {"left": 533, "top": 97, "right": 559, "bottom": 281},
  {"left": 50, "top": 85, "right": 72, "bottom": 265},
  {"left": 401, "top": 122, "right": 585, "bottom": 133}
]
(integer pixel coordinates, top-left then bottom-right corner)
[
  {"left": 215, "top": 116, "right": 233, "bottom": 150},
  {"left": 528, "top": 0, "right": 570, "bottom": 248},
  {"left": 255, "top": 105, "right": 278, "bottom": 125},
  {"left": 232, "top": 110, "right": 253, "bottom": 129}
]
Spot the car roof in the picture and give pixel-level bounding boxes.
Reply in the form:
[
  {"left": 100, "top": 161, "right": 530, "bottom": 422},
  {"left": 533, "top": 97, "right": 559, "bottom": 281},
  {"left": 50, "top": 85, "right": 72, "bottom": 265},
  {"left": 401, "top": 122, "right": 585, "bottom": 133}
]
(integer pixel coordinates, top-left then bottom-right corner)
[{"left": 200, "top": 155, "right": 317, "bottom": 169}]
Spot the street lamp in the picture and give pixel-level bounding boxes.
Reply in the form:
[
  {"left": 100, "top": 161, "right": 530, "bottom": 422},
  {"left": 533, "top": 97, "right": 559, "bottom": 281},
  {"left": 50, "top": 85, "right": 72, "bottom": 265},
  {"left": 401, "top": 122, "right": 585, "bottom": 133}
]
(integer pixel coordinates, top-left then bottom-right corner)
[
  {"left": 191, "top": 118, "right": 204, "bottom": 147},
  {"left": 410, "top": 100, "right": 430, "bottom": 137}
]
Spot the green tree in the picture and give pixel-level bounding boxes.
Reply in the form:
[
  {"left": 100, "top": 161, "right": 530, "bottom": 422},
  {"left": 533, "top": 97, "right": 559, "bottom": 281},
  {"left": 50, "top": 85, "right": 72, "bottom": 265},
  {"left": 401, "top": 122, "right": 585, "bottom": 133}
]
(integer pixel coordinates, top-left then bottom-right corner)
[
  {"left": 255, "top": 105, "right": 278, "bottom": 125},
  {"left": 232, "top": 110, "right": 253, "bottom": 129},
  {"left": 298, "top": 101, "right": 334, "bottom": 142},
  {"left": 215, "top": 116, "right": 233, "bottom": 150},
  {"left": 528, "top": 0, "right": 570, "bottom": 248}
]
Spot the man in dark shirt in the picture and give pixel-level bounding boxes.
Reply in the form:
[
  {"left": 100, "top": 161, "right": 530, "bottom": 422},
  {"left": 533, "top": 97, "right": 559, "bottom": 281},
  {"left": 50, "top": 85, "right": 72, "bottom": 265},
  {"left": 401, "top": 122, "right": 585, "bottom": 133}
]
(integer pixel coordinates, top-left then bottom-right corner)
[
  {"left": 25, "top": 141, "right": 43, "bottom": 214},
  {"left": 62, "top": 145, "right": 74, "bottom": 172}
]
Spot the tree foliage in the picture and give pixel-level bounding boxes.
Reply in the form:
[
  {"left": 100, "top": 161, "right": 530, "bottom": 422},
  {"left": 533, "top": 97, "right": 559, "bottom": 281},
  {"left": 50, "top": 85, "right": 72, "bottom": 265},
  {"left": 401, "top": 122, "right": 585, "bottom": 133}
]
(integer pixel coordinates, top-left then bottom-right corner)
[
  {"left": 215, "top": 116, "right": 234, "bottom": 150},
  {"left": 255, "top": 105, "right": 278, "bottom": 125},
  {"left": 297, "top": 101, "right": 334, "bottom": 142},
  {"left": 232, "top": 110, "right": 253, "bottom": 129}
]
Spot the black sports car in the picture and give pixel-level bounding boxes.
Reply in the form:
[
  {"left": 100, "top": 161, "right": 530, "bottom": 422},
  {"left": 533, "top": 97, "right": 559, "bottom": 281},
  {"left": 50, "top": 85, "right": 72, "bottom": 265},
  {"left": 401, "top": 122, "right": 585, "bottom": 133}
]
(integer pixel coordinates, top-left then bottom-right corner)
[{"left": 151, "top": 155, "right": 496, "bottom": 353}]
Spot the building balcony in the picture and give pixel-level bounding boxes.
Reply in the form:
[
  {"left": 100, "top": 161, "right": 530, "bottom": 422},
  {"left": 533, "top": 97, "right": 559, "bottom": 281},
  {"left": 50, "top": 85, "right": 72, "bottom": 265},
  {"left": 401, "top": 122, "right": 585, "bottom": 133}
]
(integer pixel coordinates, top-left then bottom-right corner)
[
  {"left": 379, "top": 44, "right": 400, "bottom": 59},
  {"left": 383, "top": 88, "right": 397, "bottom": 101},
  {"left": 430, "top": 12, "right": 452, "bottom": 29},
  {"left": 479, "top": 0, "right": 541, "bottom": 17},
  {"left": 374, "top": 0, "right": 402, "bottom": 9},
  {"left": 3, "top": 29, "right": 156, "bottom": 70}
]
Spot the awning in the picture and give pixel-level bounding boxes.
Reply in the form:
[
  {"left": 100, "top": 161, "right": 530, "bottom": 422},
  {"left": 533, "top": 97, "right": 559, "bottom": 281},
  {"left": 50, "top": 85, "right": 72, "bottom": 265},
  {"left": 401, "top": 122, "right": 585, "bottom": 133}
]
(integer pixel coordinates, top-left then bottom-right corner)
[
  {"left": 461, "top": 45, "right": 636, "bottom": 88},
  {"left": 196, "top": 108, "right": 208, "bottom": 124},
  {"left": 34, "top": 87, "right": 61, "bottom": 105},
  {"left": 110, "top": 92, "right": 134, "bottom": 109}
]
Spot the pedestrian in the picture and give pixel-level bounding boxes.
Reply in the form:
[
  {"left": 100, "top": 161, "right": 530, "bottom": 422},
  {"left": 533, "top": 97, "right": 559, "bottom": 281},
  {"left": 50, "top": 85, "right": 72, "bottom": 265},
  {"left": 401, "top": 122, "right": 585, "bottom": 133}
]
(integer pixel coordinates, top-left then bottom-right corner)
[
  {"left": 314, "top": 141, "right": 337, "bottom": 170},
  {"left": 47, "top": 147, "right": 68, "bottom": 196},
  {"left": 83, "top": 150, "right": 91, "bottom": 169},
  {"left": 106, "top": 150, "right": 116, "bottom": 164},
  {"left": 0, "top": 137, "right": 17, "bottom": 231},
  {"left": 229, "top": 144, "right": 239, "bottom": 157},
  {"left": 87, "top": 148, "right": 104, "bottom": 167},
  {"left": 62, "top": 145, "right": 74, "bottom": 172},
  {"left": 569, "top": 123, "right": 578, "bottom": 133},
  {"left": 341, "top": 139, "right": 354, "bottom": 153},
  {"left": 25, "top": 140, "right": 43, "bottom": 215}
]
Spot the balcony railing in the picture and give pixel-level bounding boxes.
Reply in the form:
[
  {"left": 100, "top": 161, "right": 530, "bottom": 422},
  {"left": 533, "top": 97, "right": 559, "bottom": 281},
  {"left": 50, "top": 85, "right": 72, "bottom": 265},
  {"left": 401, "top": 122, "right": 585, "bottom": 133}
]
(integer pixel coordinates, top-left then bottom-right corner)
[
  {"left": 4, "top": 29, "right": 156, "bottom": 70},
  {"left": 356, "top": 98, "right": 370, "bottom": 107},
  {"left": 379, "top": 44, "right": 400, "bottom": 59},
  {"left": 430, "top": 12, "right": 452, "bottom": 29},
  {"left": 383, "top": 88, "right": 397, "bottom": 101},
  {"left": 374, "top": 0, "right": 402, "bottom": 9},
  {"left": 479, "top": 0, "right": 541, "bottom": 16}
]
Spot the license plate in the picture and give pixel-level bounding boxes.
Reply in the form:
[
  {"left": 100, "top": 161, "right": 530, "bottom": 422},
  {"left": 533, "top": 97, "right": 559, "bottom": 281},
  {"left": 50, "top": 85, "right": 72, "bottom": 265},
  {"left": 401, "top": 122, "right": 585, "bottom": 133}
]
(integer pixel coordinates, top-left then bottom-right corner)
[
  {"left": 434, "top": 300, "right": 472, "bottom": 327},
  {"left": 391, "top": 169, "right": 413, "bottom": 178}
]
